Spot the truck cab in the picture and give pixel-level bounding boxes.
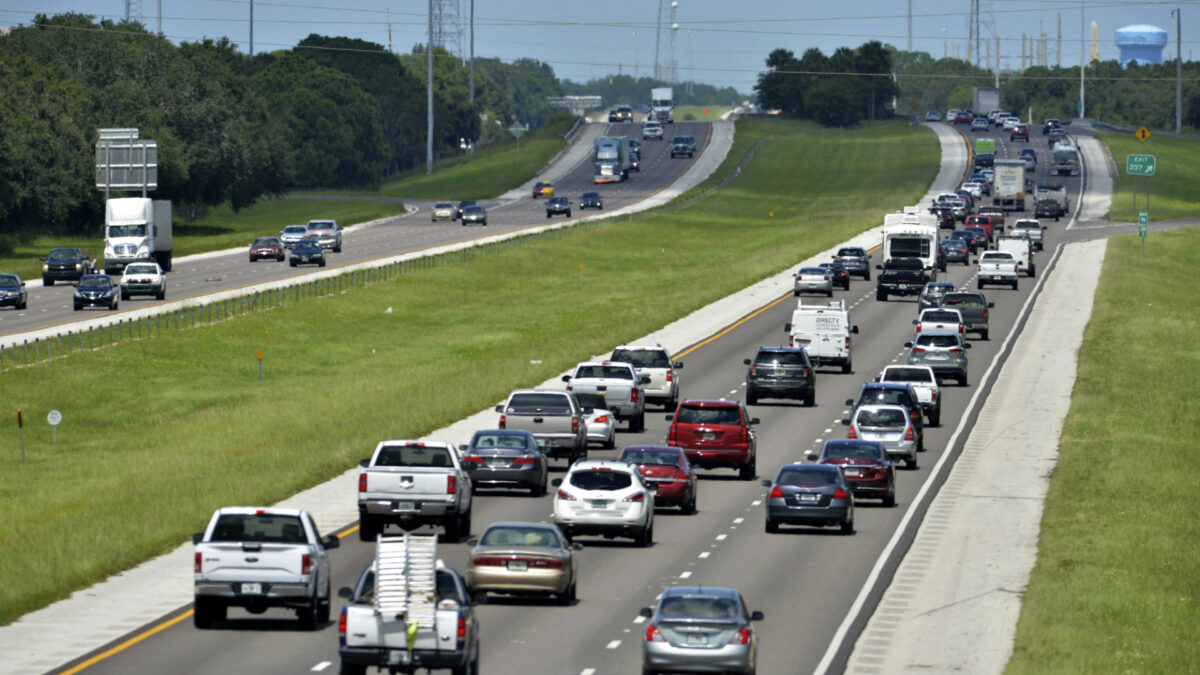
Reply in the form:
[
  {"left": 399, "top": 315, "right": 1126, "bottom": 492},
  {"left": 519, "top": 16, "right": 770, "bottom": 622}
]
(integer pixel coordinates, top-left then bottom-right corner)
[{"left": 103, "top": 198, "right": 173, "bottom": 274}]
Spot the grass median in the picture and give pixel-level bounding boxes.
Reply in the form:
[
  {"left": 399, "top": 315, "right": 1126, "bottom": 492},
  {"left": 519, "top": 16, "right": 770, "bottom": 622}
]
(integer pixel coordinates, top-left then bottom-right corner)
[
  {"left": 1007, "top": 228, "right": 1200, "bottom": 672},
  {"left": 1097, "top": 132, "right": 1200, "bottom": 222},
  {"left": 0, "top": 118, "right": 938, "bottom": 625}
]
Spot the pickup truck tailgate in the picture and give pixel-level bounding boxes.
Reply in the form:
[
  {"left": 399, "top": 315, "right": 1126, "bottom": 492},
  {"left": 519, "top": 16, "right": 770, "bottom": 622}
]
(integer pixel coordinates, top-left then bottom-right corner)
[
  {"left": 343, "top": 606, "right": 459, "bottom": 651},
  {"left": 196, "top": 543, "right": 305, "bottom": 582},
  {"left": 363, "top": 467, "right": 452, "bottom": 499}
]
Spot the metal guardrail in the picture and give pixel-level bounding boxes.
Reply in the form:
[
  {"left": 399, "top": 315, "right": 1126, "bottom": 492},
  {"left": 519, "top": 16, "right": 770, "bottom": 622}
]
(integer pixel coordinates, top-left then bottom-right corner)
[
  {"left": 562, "top": 116, "right": 584, "bottom": 142},
  {"left": 1091, "top": 119, "right": 1200, "bottom": 139}
]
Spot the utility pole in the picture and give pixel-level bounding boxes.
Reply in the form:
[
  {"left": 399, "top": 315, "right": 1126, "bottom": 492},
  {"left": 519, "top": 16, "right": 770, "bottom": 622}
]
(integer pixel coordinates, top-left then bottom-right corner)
[
  {"left": 995, "top": 33, "right": 1000, "bottom": 87},
  {"left": 907, "top": 0, "right": 912, "bottom": 51},
  {"left": 427, "top": 0, "right": 434, "bottom": 175},
  {"left": 1080, "top": 0, "right": 1086, "bottom": 121},
  {"left": 967, "top": 0, "right": 973, "bottom": 65},
  {"left": 249, "top": 0, "right": 254, "bottom": 58},
  {"left": 469, "top": 0, "right": 475, "bottom": 106},
  {"left": 1173, "top": 8, "right": 1182, "bottom": 132},
  {"left": 1058, "top": 14, "right": 1062, "bottom": 66}
]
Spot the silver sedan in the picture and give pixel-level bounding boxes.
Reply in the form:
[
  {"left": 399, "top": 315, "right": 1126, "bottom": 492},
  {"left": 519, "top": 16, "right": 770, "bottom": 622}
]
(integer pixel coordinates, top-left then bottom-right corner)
[
  {"left": 574, "top": 393, "right": 616, "bottom": 449},
  {"left": 641, "top": 586, "right": 762, "bottom": 675},
  {"left": 793, "top": 267, "right": 833, "bottom": 297}
]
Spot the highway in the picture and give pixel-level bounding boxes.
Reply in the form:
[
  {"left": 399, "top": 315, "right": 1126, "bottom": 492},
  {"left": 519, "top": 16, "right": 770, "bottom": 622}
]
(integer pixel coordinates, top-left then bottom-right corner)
[
  {"left": 0, "top": 121, "right": 710, "bottom": 340},
  {"left": 57, "top": 122, "right": 1098, "bottom": 675}
]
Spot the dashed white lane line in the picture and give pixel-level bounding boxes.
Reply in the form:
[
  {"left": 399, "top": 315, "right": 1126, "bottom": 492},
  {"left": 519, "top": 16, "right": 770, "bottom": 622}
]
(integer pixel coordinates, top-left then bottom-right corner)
[
  {"left": 582, "top": 669, "right": 597, "bottom": 675},
  {"left": 679, "top": 571, "right": 693, "bottom": 579},
  {"left": 823, "top": 428, "right": 833, "bottom": 433},
  {"left": 633, "top": 616, "right": 646, "bottom": 624},
  {"left": 733, "top": 517, "right": 744, "bottom": 524},
  {"left": 699, "top": 551, "right": 711, "bottom": 559},
  {"left": 312, "top": 662, "right": 332, "bottom": 672},
  {"left": 606, "top": 640, "right": 622, "bottom": 650},
  {"left": 715, "top": 534, "right": 727, "bottom": 541},
  {"left": 751, "top": 500, "right": 762, "bottom": 506}
]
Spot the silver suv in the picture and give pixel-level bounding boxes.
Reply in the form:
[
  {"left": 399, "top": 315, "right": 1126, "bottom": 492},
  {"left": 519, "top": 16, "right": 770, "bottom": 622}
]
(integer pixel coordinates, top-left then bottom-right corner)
[
  {"left": 610, "top": 344, "right": 683, "bottom": 410},
  {"left": 642, "top": 120, "right": 664, "bottom": 140},
  {"left": 904, "top": 331, "right": 971, "bottom": 387},
  {"left": 306, "top": 219, "right": 343, "bottom": 252}
]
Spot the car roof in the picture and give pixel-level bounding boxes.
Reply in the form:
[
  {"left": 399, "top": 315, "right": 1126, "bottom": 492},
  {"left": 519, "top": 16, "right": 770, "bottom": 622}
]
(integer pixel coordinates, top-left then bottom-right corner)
[
  {"left": 568, "top": 460, "right": 636, "bottom": 473},
  {"left": 678, "top": 399, "right": 739, "bottom": 408},
  {"left": 613, "top": 344, "right": 669, "bottom": 353},
  {"left": 756, "top": 346, "right": 806, "bottom": 353}
]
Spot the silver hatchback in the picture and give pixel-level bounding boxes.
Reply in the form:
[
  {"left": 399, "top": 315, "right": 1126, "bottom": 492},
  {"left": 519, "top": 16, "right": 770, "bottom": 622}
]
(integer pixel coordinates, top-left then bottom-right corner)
[
  {"left": 641, "top": 586, "right": 762, "bottom": 675},
  {"left": 905, "top": 331, "right": 971, "bottom": 386},
  {"left": 845, "top": 404, "right": 919, "bottom": 469}
]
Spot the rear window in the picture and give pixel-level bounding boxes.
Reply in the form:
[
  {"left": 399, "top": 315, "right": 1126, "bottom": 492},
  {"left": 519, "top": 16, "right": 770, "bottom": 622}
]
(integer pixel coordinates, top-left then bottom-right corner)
[
  {"left": 472, "top": 433, "right": 531, "bottom": 450},
  {"left": 922, "top": 310, "right": 961, "bottom": 322},
  {"left": 754, "top": 350, "right": 809, "bottom": 366},
  {"left": 573, "top": 393, "right": 608, "bottom": 410},
  {"left": 837, "top": 248, "right": 866, "bottom": 257},
  {"left": 211, "top": 513, "right": 306, "bottom": 543},
  {"left": 857, "top": 388, "right": 912, "bottom": 407},
  {"left": 855, "top": 408, "right": 907, "bottom": 428},
  {"left": 657, "top": 595, "right": 741, "bottom": 619},
  {"left": 507, "top": 393, "right": 572, "bottom": 414},
  {"left": 798, "top": 267, "right": 826, "bottom": 276},
  {"left": 915, "top": 334, "right": 962, "bottom": 348},
  {"left": 574, "top": 365, "right": 633, "bottom": 380},
  {"left": 621, "top": 449, "right": 682, "bottom": 467},
  {"left": 569, "top": 469, "right": 633, "bottom": 491},
  {"left": 883, "top": 367, "right": 933, "bottom": 383},
  {"left": 823, "top": 442, "right": 884, "bottom": 459},
  {"left": 776, "top": 467, "right": 837, "bottom": 485},
  {"left": 480, "top": 526, "right": 561, "bottom": 547},
  {"left": 675, "top": 406, "right": 742, "bottom": 426},
  {"left": 611, "top": 349, "right": 671, "bottom": 368},
  {"left": 374, "top": 445, "right": 454, "bottom": 468}
]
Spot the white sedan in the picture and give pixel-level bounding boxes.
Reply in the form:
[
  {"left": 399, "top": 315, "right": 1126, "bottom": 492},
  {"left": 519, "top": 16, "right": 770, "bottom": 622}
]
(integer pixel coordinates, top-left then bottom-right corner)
[
  {"left": 574, "top": 394, "right": 616, "bottom": 449},
  {"left": 959, "top": 182, "right": 983, "bottom": 199},
  {"left": 119, "top": 262, "right": 166, "bottom": 301}
]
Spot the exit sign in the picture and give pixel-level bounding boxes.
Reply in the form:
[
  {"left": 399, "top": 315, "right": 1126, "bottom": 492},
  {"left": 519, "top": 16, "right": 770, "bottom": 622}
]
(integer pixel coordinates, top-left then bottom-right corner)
[{"left": 1126, "top": 154, "right": 1156, "bottom": 176}]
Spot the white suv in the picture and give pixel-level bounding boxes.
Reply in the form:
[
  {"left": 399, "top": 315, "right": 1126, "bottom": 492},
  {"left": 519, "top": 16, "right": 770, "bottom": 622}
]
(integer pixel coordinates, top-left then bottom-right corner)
[
  {"left": 553, "top": 460, "right": 655, "bottom": 546},
  {"left": 642, "top": 120, "right": 664, "bottom": 140},
  {"left": 610, "top": 344, "right": 683, "bottom": 410}
]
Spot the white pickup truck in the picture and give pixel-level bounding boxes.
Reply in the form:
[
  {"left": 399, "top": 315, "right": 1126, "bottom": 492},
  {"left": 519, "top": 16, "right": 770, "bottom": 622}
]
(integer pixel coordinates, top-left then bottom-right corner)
[
  {"left": 338, "top": 534, "right": 480, "bottom": 675},
  {"left": 357, "top": 441, "right": 473, "bottom": 543},
  {"left": 192, "top": 506, "right": 340, "bottom": 629},
  {"left": 561, "top": 361, "right": 650, "bottom": 431},
  {"left": 976, "top": 250, "right": 1019, "bottom": 290},
  {"left": 879, "top": 365, "right": 943, "bottom": 427}
]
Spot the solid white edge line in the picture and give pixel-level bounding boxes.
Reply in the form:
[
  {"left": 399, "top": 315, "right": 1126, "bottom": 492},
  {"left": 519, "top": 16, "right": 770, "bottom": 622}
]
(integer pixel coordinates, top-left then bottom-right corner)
[{"left": 812, "top": 243, "right": 1066, "bottom": 675}]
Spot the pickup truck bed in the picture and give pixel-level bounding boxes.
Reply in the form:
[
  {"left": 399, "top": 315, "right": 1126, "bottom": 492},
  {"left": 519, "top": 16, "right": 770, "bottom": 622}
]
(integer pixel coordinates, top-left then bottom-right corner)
[{"left": 357, "top": 441, "right": 473, "bottom": 543}]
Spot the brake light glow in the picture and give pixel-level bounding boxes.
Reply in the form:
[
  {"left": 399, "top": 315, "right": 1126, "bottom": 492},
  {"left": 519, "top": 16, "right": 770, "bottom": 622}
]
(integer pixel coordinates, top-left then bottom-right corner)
[
  {"left": 675, "top": 469, "right": 689, "bottom": 481},
  {"left": 512, "top": 456, "right": 536, "bottom": 465},
  {"left": 194, "top": 552, "right": 202, "bottom": 573},
  {"left": 848, "top": 425, "right": 858, "bottom": 439},
  {"left": 666, "top": 371, "right": 673, "bottom": 382},
  {"left": 594, "top": 415, "right": 610, "bottom": 424},
  {"left": 498, "top": 415, "right": 506, "bottom": 429},
  {"left": 668, "top": 424, "right": 677, "bottom": 444},
  {"left": 571, "top": 417, "right": 580, "bottom": 434},
  {"left": 912, "top": 347, "right": 926, "bottom": 353},
  {"left": 624, "top": 491, "right": 646, "bottom": 502},
  {"left": 983, "top": 308, "right": 989, "bottom": 320},
  {"left": 769, "top": 486, "right": 783, "bottom": 499},
  {"left": 556, "top": 489, "right": 576, "bottom": 501},
  {"left": 748, "top": 364, "right": 757, "bottom": 377},
  {"left": 646, "top": 625, "right": 665, "bottom": 642},
  {"left": 833, "top": 487, "right": 849, "bottom": 500},
  {"left": 339, "top": 607, "right": 347, "bottom": 641},
  {"left": 631, "top": 388, "right": 638, "bottom": 403},
  {"left": 729, "top": 627, "right": 751, "bottom": 645},
  {"left": 904, "top": 426, "right": 915, "bottom": 442},
  {"left": 447, "top": 475, "right": 457, "bottom": 495},
  {"left": 457, "top": 616, "right": 466, "bottom": 642},
  {"left": 302, "top": 554, "right": 313, "bottom": 575},
  {"left": 358, "top": 473, "right": 367, "bottom": 492}
]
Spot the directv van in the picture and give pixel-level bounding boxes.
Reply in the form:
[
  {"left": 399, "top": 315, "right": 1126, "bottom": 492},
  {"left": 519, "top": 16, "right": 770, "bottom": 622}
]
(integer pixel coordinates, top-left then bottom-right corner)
[{"left": 784, "top": 300, "right": 859, "bottom": 373}]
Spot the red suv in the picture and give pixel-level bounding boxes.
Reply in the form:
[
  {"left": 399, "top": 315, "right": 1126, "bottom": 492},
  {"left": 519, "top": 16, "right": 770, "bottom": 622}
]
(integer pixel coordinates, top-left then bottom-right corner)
[
  {"left": 665, "top": 400, "right": 759, "bottom": 480},
  {"left": 965, "top": 215, "right": 995, "bottom": 240},
  {"left": 1010, "top": 124, "right": 1030, "bottom": 142}
]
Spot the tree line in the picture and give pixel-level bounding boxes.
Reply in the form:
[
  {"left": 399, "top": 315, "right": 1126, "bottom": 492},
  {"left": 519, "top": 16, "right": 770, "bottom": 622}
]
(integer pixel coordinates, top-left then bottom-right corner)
[{"left": 0, "top": 14, "right": 565, "bottom": 236}]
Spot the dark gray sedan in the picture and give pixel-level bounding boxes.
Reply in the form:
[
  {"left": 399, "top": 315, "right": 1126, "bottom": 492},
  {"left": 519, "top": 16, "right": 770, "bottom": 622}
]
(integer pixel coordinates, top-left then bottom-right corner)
[
  {"left": 640, "top": 586, "right": 762, "bottom": 675},
  {"left": 762, "top": 463, "right": 854, "bottom": 534},
  {"left": 461, "top": 205, "right": 488, "bottom": 226},
  {"left": 459, "top": 430, "right": 548, "bottom": 496},
  {"left": 0, "top": 274, "right": 28, "bottom": 310},
  {"left": 289, "top": 240, "right": 326, "bottom": 267}
]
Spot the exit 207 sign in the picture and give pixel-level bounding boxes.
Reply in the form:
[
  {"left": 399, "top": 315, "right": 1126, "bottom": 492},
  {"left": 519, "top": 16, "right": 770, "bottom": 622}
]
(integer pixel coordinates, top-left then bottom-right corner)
[{"left": 1126, "top": 154, "right": 1156, "bottom": 176}]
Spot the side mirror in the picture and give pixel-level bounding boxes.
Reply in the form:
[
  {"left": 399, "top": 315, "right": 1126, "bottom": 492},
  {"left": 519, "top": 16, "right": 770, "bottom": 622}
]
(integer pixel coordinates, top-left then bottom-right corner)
[
  {"left": 840, "top": 419, "right": 851, "bottom": 426},
  {"left": 988, "top": 302, "right": 995, "bottom": 308},
  {"left": 466, "top": 537, "right": 479, "bottom": 546},
  {"left": 872, "top": 376, "right": 880, "bottom": 382},
  {"left": 971, "top": 259, "right": 979, "bottom": 264},
  {"left": 784, "top": 323, "right": 792, "bottom": 331},
  {"left": 964, "top": 343, "right": 973, "bottom": 349},
  {"left": 760, "top": 479, "right": 772, "bottom": 487},
  {"left": 458, "top": 444, "right": 468, "bottom": 451},
  {"left": 750, "top": 610, "right": 764, "bottom": 621},
  {"left": 673, "top": 361, "right": 683, "bottom": 369},
  {"left": 912, "top": 319, "right": 919, "bottom": 325},
  {"left": 904, "top": 342, "right": 913, "bottom": 348},
  {"left": 805, "top": 451, "right": 818, "bottom": 461},
  {"left": 664, "top": 414, "right": 674, "bottom": 421},
  {"left": 640, "top": 376, "right": 651, "bottom": 384},
  {"left": 743, "top": 359, "right": 751, "bottom": 365},
  {"left": 851, "top": 326, "right": 859, "bottom": 334},
  {"left": 845, "top": 399, "right": 853, "bottom": 406},
  {"left": 551, "top": 478, "right": 563, "bottom": 487},
  {"left": 561, "top": 375, "right": 571, "bottom": 382},
  {"left": 337, "top": 587, "right": 354, "bottom": 599},
  {"left": 192, "top": 533, "right": 203, "bottom": 545},
  {"left": 639, "top": 607, "right": 653, "bottom": 618},
  {"left": 324, "top": 535, "right": 340, "bottom": 549},
  {"left": 359, "top": 458, "right": 370, "bottom": 468},
  {"left": 572, "top": 542, "right": 584, "bottom": 551},
  {"left": 749, "top": 418, "right": 761, "bottom": 425},
  {"left": 494, "top": 405, "right": 503, "bottom": 412}
]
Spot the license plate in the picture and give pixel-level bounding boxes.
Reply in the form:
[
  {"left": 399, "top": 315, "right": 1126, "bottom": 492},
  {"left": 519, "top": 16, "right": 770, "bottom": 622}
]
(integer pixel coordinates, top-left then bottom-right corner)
[
  {"left": 507, "top": 560, "right": 528, "bottom": 571},
  {"left": 898, "top": 283, "right": 906, "bottom": 288},
  {"left": 393, "top": 501, "right": 416, "bottom": 512},
  {"left": 240, "top": 583, "right": 262, "bottom": 594},
  {"left": 701, "top": 432, "right": 716, "bottom": 440},
  {"left": 686, "top": 634, "right": 708, "bottom": 645},
  {"left": 488, "top": 459, "right": 508, "bottom": 468},
  {"left": 773, "top": 368, "right": 786, "bottom": 376},
  {"left": 799, "top": 493, "right": 820, "bottom": 503},
  {"left": 387, "top": 651, "right": 411, "bottom": 665},
  {"left": 844, "top": 468, "right": 861, "bottom": 476},
  {"left": 588, "top": 500, "right": 609, "bottom": 509}
]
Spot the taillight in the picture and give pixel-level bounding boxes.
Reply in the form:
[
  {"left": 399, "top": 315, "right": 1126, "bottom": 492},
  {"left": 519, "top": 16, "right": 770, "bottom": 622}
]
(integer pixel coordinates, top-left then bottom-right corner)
[
  {"left": 769, "top": 486, "right": 783, "bottom": 499},
  {"left": 932, "top": 391, "right": 938, "bottom": 402},
  {"left": 631, "top": 388, "right": 639, "bottom": 403},
  {"left": 668, "top": 425, "right": 677, "bottom": 444},
  {"left": 904, "top": 426, "right": 914, "bottom": 442},
  {"left": 499, "top": 415, "right": 506, "bottom": 429},
  {"left": 729, "top": 627, "right": 751, "bottom": 645},
  {"left": 646, "top": 625, "right": 665, "bottom": 642},
  {"left": 823, "top": 275, "right": 830, "bottom": 281},
  {"left": 911, "top": 410, "right": 919, "bottom": 423},
  {"left": 566, "top": 384, "right": 573, "bottom": 391},
  {"left": 916, "top": 322, "right": 924, "bottom": 332},
  {"left": 556, "top": 489, "right": 576, "bottom": 501},
  {"left": 833, "top": 487, "right": 849, "bottom": 500},
  {"left": 983, "top": 308, "right": 989, "bottom": 320},
  {"left": 675, "top": 469, "right": 689, "bottom": 481},
  {"left": 913, "top": 347, "right": 926, "bottom": 353},
  {"left": 949, "top": 348, "right": 964, "bottom": 354},
  {"left": 594, "top": 415, "right": 610, "bottom": 424},
  {"left": 358, "top": 473, "right": 367, "bottom": 492},
  {"left": 302, "top": 554, "right": 313, "bottom": 575},
  {"left": 571, "top": 416, "right": 580, "bottom": 434},
  {"left": 462, "top": 454, "right": 483, "bottom": 464},
  {"left": 958, "top": 325, "right": 964, "bottom": 334},
  {"left": 741, "top": 426, "right": 749, "bottom": 444},
  {"left": 748, "top": 364, "right": 757, "bottom": 377},
  {"left": 513, "top": 455, "right": 536, "bottom": 464},
  {"left": 666, "top": 371, "right": 673, "bottom": 382},
  {"left": 789, "top": 336, "right": 794, "bottom": 347},
  {"left": 338, "top": 607, "right": 347, "bottom": 641},
  {"left": 194, "top": 552, "right": 202, "bottom": 573},
  {"left": 848, "top": 425, "right": 858, "bottom": 439},
  {"left": 457, "top": 616, "right": 466, "bottom": 642},
  {"left": 624, "top": 491, "right": 646, "bottom": 502},
  {"left": 802, "top": 367, "right": 812, "bottom": 379},
  {"left": 447, "top": 475, "right": 457, "bottom": 494}
]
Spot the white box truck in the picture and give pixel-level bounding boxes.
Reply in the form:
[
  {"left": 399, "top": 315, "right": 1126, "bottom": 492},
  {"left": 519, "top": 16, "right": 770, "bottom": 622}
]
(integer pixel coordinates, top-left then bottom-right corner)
[
  {"left": 650, "top": 87, "right": 674, "bottom": 124},
  {"left": 972, "top": 87, "right": 1000, "bottom": 117},
  {"left": 785, "top": 299, "right": 859, "bottom": 373},
  {"left": 992, "top": 159, "right": 1026, "bottom": 212},
  {"left": 103, "top": 197, "right": 172, "bottom": 274}
]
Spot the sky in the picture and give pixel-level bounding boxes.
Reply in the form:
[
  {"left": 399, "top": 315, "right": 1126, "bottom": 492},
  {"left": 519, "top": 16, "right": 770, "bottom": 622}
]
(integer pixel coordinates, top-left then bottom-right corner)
[{"left": 3, "top": 0, "right": 1199, "bottom": 95}]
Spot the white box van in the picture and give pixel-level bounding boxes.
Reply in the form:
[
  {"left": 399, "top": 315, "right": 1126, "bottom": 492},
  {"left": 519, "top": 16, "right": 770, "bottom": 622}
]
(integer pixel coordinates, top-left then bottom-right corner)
[
  {"left": 996, "top": 235, "right": 1035, "bottom": 276},
  {"left": 784, "top": 300, "right": 859, "bottom": 373}
]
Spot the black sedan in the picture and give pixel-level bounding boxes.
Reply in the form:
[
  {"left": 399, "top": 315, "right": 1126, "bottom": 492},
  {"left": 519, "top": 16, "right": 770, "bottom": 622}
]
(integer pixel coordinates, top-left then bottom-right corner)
[
  {"left": 289, "top": 240, "right": 326, "bottom": 267},
  {"left": 456, "top": 200, "right": 479, "bottom": 219},
  {"left": 579, "top": 192, "right": 603, "bottom": 210},
  {"left": 461, "top": 205, "right": 488, "bottom": 226},
  {"left": 817, "top": 262, "right": 851, "bottom": 290},
  {"left": 0, "top": 273, "right": 28, "bottom": 310},
  {"left": 73, "top": 274, "right": 119, "bottom": 311},
  {"left": 546, "top": 197, "right": 571, "bottom": 219},
  {"left": 42, "top": 248, "right": 94, "bottom": 286}
]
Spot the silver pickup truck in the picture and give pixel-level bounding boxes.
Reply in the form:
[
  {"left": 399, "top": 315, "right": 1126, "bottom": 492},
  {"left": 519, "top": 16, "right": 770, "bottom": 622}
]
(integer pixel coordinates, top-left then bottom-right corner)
[
  {"left": 357, "top": 441, "right": 473, "bottom": 543},
  {"left": 561, "top": 361, "right": 650, "bottom": 431},
  {"left": 338, "top": 534, "right": 480, "bottom": 675},
  {"left": 975, "top": 250, "right": 1019, "bottom": 290},
  {"left": 496, "top": 389, "right": 588, "bottom": 464},
  {"left": 192, "top": 506, "right": 340, "bottom": 630}
]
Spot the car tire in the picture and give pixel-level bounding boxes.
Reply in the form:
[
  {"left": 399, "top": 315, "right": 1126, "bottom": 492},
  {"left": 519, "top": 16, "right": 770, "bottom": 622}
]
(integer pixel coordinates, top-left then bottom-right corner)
[
  {"left": 73, "top": 304, "right": 81, "bottom": 311},
  {"left": 319, "top": 260, "right": 326, "bottom": 268},
  {"left": 111, "top": 300, "right": 118, "bottom": 310},
  {"left": 121, "top": 291, "right": 129, "bottom": 301},
  {"left": 959, "top": 375, "right": 969, "bottom": 387},
  {"left": 826, "top": 289, "right": 833, "bottom": 297},
  {"left": 841, "top": 360, "right": 852, "bottom": 374},
  {"left": 929, "top": 407, "right": 941, "bottom": 427},
  {"left": 681, "top": 491, "right": 697, "bottom": 515},
  {"left": 556, "top": 581, "right": 577, "bottom": 606},
  {"left": 738, "top": 455, "right": 756, "bottom": 481},
  {"left": 157, "top": 290, "right": 165, "bottom": 300},
  {"left": 883, "top": 485, "right": 896, "bottom": 508},
  {"left": 906, "top": 456, "right": 918, "bottom": 470},
  {"left": 793, "top": 290, "right": 800, "bottom": 297},
  {"left": 863, "top": 269, "right": 871, "bottom": 281},
  {"left": 193, "top": 597, "right": 216, "bottom": 629},
  {"left": 358, "top": 514, "right": 380, "bottom": 542},
  {"left": 876, "top": 290, "right": 887, "bottom": 301},
  {"left": 632, "top": 411, "right": 645, "bottom": 433},
  {"left": 980, "top": 329, "right": 989, "bottom": 340},
  {"left": 1029, "top": 264, "right": 1036, "bottom": 277},
  {"left": 804, "top": 389, "right": 815, "bottom": 407},
  {"left": 249, "top": 257, "right": 256, "bottom": 263},
  {"left": 566, "top": 211, "right": 571, "bottom": 217},
  {"left": 840, "top": 513, "right": 855, "bottom": 535},
  {"left": 473, "top": 589, "right": 488, "bottom": 605},
  {"left": 1011, "top": 280, "right": 1018, "bottom": 290},
  {"left": 290, "top": 260, "right": 297, "bottom": 267},
  {"left": 546, "top": 212, "right": 552, "bottom": 219},
  {"left": 334, "top": 245, "right": 341, "bottom": 253},
  {"left": 746, "top": 388, "right": 758, "bottom": 406},
  {"left": 298, "top": 591, "right": 320, "bottom": 630},
  {"left": 317, "top": 592, "right": 331, "bottom": 624},
  {"left": 765, "top": 518, "right": 779, "bottom": 534},
  {"left": 44, "top": 278, "right": 54, "bottom": 287},
  {"left": 18, "top": 300, "right": 26, "bottom": 310},
  {"left": 603, "top": 433, "right": 616, "bottom": 450}
]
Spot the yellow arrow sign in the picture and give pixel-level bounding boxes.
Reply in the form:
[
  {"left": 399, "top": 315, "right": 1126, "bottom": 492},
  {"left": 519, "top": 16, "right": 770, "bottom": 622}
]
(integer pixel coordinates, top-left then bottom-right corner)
[{"left": 1135, "top": 126, "right": 1151, "bottom": 142}]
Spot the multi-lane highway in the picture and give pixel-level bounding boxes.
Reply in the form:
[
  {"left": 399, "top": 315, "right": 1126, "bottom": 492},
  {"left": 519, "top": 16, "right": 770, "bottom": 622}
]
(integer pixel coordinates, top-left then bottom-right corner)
[
  {"left": 0, "top": 121, "right": 711, "bottom": 339},
  {"left": 53, "top": 121, "right": 1100, "bottom": 675}
]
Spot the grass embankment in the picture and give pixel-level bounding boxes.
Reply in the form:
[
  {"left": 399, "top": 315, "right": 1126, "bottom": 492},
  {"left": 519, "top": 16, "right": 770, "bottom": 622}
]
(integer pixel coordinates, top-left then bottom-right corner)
[
  {"left": 0, "top": 199, "right": 405, "bottom": 282},
  {"left": 0, "top": 119, "right": 939, "bottom": 625},
  {"left": 1008, "top": 228, "right": 1200, "bottom": 673},
  {"left": 1097, "top": 132, "right": 1200, "bottom": 222},
  {"left": 675, "top": 105, "right": 731, "bottom": 121},
  {"left": 370, "top": 115, "right": 574, "bottom": 200}
]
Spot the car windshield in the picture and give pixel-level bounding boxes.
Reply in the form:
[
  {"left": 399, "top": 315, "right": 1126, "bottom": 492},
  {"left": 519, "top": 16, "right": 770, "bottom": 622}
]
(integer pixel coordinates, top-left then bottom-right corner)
[
  {"left": 210, "top": 513, "right": 306, "bottom": 544},
  {"left": 777, "top": 467, "right": 837, "bottom": 486},
  {"left": 78, "top": 277, "right": 110, "bottom": 288},
  {"left": 107, "top": 225, "right": 146, "bottom": 237},
  {"left": 507, "top": 394, "right": 572, "bottom": 414},
  {"left": 574, "top": 365, "right": 633, "bottom": 379},
  {"left": 47, "top": 249, "right": 81, "bottom": 261},
  {"left": 823, "top": 442, "right": 884, "bottom": 460},
  {"left": 884, "top": 367, "right": 933, "bottom": 383},
  {"left": 283, "top": 226, "right": 306, "bottom": 234},
  {"left": 464, "top": 207, "right": 484, "bottom": 215},
  {"left": 374, "top": 444, "right": 454, "bottom": 468},
  {"left": 436, "top": 202, "right": 454, "bottom": 208},
  {"left": 611, "top": 349, "right": 671, "bottom": 369},
  {"left": 0, "top": 274, "right": 19, "bottom": 286},
  {"left": 480, "top": 526, "right": 559, "bottom": 548},
  {"left": 754, "top": 351, "right": 808, "bottom": 366},
  {"left": 459, "top": 200, "right": 477, "bottom": 207},
  {"left": 309, "top": 221, "right": 334, "bottom": 229},
  {"left": 472, "top": 433, "right": 531, "bottom": 451},
  {"left": 658, "top": 595, "right": 740, "bottom": 619},
  {"left": 675, "top": 406, "right": 741, "bottom": 425},
  {"left": 916, "top": 334, "right": 962, "bottom": 348},
  {"left": 856, "top": 408, "right": 907, "bottom": 428},
  {"left": 124, "top": 264, "right": 157, "bottom": 275},
  {"left": 253, "top": 238, "right": 275, "bottom": 246},
  {"left": 295, "top": 242, "right": 320, "bottom": 251},
  {"left": 621, "top": 449, "right": 682, "bottom": 467},
  {"left": 583, "top": 192, "right": 599, "bottom": 199},
  {"left": 569, "top": 469, "right": 633, "bottom": 491}
]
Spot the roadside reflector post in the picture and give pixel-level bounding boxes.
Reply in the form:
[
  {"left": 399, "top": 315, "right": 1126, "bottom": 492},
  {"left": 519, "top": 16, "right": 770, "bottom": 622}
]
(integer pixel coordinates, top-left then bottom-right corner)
[
  {"left": 17, "top": 408, "right": 25, "bottom": 463},
  {"left": 579, "top": 264, "right": 584, "bottom": 286},
  {"left": 47, "top": 410, "right": 62, "bottom": 445},
  {"left": 257, "top": 348, "right": 264, "bottom": 381}
]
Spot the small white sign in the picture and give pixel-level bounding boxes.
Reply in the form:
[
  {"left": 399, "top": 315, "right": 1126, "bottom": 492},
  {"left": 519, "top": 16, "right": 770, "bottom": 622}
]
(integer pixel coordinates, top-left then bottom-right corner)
[{"left": 47, "top": 410, "right": 63, "bottom": 426}]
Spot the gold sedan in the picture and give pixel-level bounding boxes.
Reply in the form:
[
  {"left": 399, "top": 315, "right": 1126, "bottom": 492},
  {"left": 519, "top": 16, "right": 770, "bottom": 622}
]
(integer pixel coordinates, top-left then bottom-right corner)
[{"left": 467, "top": 522, "right": 581, "bottom": 606}]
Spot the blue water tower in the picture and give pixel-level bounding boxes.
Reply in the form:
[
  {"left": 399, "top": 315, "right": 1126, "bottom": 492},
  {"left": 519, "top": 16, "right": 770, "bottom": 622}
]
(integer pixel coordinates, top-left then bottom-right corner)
[{"left": 1115, "top": 25, "right": 1168, "bottom": 66}]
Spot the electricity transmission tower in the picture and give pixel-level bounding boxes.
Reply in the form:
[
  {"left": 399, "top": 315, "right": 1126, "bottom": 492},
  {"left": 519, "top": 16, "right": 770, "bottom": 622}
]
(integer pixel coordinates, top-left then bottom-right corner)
[
  {"left": 124, "top": 0, "right": 142, "bottom": 22},
  {"left": 431, "top": 0, "right": 462, "bottom": 57}
]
